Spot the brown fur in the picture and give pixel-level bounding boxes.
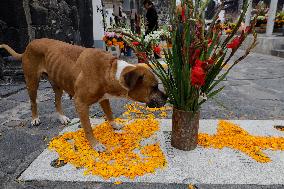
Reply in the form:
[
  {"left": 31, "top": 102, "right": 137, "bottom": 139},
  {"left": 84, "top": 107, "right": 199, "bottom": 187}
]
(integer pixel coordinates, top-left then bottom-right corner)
[{"left": 0, "top": 38, "right": 166, "bottom": 151}]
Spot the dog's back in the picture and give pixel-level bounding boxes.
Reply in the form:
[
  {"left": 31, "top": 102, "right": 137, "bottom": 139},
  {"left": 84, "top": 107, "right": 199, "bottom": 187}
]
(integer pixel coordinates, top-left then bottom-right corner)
[
  {"left": 22, "top": 38, "right": 85, "bottom": 95},
  {"left": 24, "top": 38, "right": 85, "bottom": 62}
]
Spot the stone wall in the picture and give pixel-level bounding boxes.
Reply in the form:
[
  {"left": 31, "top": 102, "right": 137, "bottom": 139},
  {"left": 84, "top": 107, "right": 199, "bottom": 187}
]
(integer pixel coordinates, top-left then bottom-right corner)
[
  {"left": 0, "top": 0, "right": 94, "bottom": 81},
  {"left": 152, "top": 0, "right": 171, "bottom": 25},
  {"left": 29, "top": 0, "right": 93, "bottom": 47},
  {"left": 0, "top": 0, "right": 30, "bottom": 53}
]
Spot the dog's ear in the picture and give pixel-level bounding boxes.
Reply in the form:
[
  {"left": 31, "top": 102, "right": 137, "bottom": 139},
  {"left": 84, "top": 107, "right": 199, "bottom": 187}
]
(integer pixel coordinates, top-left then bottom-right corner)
[{"left": 121, "top": 68, "right": 144, "bottom": 90}]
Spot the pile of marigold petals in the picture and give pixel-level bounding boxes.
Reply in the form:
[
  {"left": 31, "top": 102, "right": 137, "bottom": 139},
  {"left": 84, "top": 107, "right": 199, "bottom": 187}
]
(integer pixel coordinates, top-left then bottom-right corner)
[
  {"left": 123, "top": 102, "right": 171, "bottom": 119},
  {"left": 198, "top": 120, "right": 284, "bottom": 163},
  {"left": 49, "top": 103, "right": 170, "bottom": 179}
]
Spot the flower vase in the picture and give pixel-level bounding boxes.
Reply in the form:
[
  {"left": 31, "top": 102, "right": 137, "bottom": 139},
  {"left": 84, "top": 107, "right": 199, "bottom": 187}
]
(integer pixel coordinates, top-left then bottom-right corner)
[
  {"left": 136, "top": 52, "right": 147, "bottom": 63},
  {"left": 125, "top": 47, "right": 132, "bottom": 57},
  {"left": 171, "top": 108, "right": 199, "bottom": 151},
  {"left": 107, "top": 45, "right": 121, "bottom": 58}
]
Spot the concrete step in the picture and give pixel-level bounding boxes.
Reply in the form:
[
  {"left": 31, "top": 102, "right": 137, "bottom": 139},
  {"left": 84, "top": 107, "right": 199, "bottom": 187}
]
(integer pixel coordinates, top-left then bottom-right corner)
[
  {"left": 271, "top": 49, "right": 284, "bottom": 58},
  {"left": 19, "top": 119, "right": 284, "bottom": 185},
  {"left": 281, "top": 44, "right": 284, "bottom": 49}
]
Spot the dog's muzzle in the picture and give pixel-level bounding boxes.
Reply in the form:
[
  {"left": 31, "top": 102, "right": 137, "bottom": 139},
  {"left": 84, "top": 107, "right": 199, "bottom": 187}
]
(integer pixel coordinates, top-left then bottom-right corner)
[{"left": 146, "top": 91, "right": 167, "bottom": 108}]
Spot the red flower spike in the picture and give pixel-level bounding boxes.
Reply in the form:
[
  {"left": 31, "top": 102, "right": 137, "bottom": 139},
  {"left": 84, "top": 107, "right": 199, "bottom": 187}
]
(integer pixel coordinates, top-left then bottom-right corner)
[
  {"left": 153, "top": 46, "right": 161, "bottom": 55},
  {"left": 195, "top": 59, "right": 205, "bottom": 67},
  {"left": 245, "top": 26, "right": 252, "bottom": 33},
  {"left": 132, "top": 41, "right": 140, "bottom": 46},
  {"left": 227, "top": 37, "right": 241, "bottom": 49},
  {"left": 208, "top": 39, "right": 213, "bottom": 47},
  {"left": 207, "top": 58, "right": 214, "bottom": 65},
  {"left": 191, "top": 66, "right": 206, "bottom": 87},
  {"left": 181, "top": 6, "right": 186, "bottom": 22},
  {"left": 195, "top": 59, "right": 208, "bottom": 70},
  {"left": 193, "top": 49, "right": 201, "bottom": 60}
]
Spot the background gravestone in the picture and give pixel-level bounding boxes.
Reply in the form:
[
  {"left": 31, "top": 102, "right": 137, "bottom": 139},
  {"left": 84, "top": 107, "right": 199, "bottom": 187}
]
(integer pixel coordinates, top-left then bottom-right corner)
[
  {"left": 0, "top": 0, "right": 29, "bottom": 54},
  {"left": 0, "top": 0, "right": 94, "bottom": 82}
]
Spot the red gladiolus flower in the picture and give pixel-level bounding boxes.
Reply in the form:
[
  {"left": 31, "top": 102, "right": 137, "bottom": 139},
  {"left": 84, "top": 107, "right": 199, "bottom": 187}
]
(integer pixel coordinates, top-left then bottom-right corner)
[
  {"left": 181, "top": 6, "right": 186, "bottom": 22},
  {"left": 195, "top": 59, "right": 208, "bottom": 70},
  {"left": 191, "top": 66, "right": 206, "bottom": 87},
  {"left": 207, "top": 58, "right": 214, "bottom": 65},
  {"left": 208, "top": 39, "right": 213, "bottom": 47},
  {"left": 227, "top": 37, "right": 241, "bottom": 49},
  {"left": 132, "top": 41, "right": 140, "bottom": 46},
  {"left": 195, "top": 59, "right": 205, "bottom": 67},
  {"left": 245, "top": 26, "right": 252, "bottom": 33},
  {"left": 193, "top": 49, "right": 201, "bottom": 60},
  {"left": 153, "top": 46, "right": 161, "bottom": 55}
]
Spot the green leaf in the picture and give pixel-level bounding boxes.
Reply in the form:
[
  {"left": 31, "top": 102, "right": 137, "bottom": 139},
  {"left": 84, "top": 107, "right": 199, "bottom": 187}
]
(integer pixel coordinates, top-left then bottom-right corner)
[
  {"left": 207, "top": 86, "right": 225, "bottom": 98},
  {"left": 208, "top": 71, "right": 229, "bottom": 93},
  {"left": 206, "top": 32, "right": 218, "bottom": 58}
]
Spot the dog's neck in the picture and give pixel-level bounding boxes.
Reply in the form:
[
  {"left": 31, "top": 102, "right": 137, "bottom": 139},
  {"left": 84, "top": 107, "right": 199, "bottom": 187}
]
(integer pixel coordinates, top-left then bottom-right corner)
[
  {"left": 104, "top": 60, "right": 135, "bottom": 98},
  {"left": 115, "top": 60, "right": 135, "bottom": 81}
]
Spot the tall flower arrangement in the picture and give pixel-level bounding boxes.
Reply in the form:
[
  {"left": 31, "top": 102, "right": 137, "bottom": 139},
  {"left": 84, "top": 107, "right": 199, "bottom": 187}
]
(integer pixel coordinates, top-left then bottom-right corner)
[{"left": 140, "top": 0, "right": 261, "bottom": 113}]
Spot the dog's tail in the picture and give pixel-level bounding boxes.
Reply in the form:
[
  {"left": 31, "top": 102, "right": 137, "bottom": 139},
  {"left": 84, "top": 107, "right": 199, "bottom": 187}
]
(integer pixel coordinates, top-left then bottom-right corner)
[{"left": 0, "top": 44, "right": 23, "bottom": 61}]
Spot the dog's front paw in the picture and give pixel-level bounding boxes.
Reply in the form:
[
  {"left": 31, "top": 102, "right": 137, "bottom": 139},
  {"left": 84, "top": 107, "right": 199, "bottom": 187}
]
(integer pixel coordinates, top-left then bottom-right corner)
[
  {"left": 93, "top": 143, "right": 106, "bottom": 152},
  {"left": 57, "top": 114, "right": 70, "bottom": 125},
  {"left": 110, "top": 121, "right": 124, "bottom": 130},
  {"left": 31, "top": 117, "right": 41, "bottom": 126}
]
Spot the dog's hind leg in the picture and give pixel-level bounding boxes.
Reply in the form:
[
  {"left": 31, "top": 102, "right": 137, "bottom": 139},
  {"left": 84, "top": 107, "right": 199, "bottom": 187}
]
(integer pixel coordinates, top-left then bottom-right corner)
[
  {"left": 26, "top": 77, "right": 41, "bottom": 126},
  {"left": 99, "top": 99, "right": 124, "bottom": 131},
  {"left": 50, "top": 82, "right": 70, "bottom": 125}
]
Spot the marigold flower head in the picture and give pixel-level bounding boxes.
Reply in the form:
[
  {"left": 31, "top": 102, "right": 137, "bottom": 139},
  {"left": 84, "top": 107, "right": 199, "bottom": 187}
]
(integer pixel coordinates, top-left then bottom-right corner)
[{"left": 107, "top": 41, "right": 112, "bottom": 46}]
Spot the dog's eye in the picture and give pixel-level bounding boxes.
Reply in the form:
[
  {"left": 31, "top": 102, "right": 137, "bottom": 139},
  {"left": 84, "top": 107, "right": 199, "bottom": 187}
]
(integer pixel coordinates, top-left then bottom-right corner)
[{"left": 152, "top": 85, "right": 158, "bottom": 91}]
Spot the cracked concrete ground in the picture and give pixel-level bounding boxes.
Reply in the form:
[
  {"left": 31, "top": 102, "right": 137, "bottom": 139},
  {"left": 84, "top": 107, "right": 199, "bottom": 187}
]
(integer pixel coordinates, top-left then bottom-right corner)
[{"left": 0, "top": 52, "right": 283, "bottom": 189}]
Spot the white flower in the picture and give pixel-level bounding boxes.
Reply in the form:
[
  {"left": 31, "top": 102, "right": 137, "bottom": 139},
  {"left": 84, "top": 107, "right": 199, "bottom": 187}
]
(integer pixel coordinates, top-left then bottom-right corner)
[{"left": 198, "top": 93, "right": 207, "bottom": 103}]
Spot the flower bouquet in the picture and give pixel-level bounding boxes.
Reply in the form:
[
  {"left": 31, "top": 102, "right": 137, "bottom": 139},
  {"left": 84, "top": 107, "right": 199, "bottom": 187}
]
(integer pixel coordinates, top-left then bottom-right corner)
[
  {"left": 137, "top": 0, "right": 261, "bottom": 150},
  {"left": 111, "top": 27, "right": 171, "bottom": 62},
  {"left": 103, "top": 32, "right": 125, "bottom": 57},
  {"left": 275, "top": 11, "right": 284, "bottom": 29}
]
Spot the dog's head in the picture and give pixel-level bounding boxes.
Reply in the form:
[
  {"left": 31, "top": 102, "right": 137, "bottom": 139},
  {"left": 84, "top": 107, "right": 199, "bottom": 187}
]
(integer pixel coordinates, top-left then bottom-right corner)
[{"left": 120, "top": 64, "right": 167, "bottom": 108}]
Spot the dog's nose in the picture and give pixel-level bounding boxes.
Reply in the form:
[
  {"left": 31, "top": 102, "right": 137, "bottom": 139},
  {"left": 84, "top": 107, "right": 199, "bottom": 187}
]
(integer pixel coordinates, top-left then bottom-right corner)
[{"left": 162, "top": 93, "right": 168, "bottom": 101}]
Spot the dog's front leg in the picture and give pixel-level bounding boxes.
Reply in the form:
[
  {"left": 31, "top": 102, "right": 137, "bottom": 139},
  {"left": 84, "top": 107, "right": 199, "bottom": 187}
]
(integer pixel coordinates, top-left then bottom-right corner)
[
  {"left": 99, "top": 99, "right": 124, "bottom": 131},
  {"left": 75, "top": 98, "right": 106, "bottom": 152}
]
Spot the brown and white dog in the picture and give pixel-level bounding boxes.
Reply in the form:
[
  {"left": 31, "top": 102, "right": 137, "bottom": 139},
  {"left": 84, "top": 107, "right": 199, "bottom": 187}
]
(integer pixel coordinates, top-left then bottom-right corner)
[{"left": 0, "top": 38, "right": 167, "bottom": 152}]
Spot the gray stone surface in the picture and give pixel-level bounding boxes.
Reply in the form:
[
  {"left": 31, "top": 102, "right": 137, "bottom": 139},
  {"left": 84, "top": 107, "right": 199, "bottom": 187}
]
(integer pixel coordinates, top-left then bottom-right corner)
[
  {"left": 0, "top": 83, "right": 26, "bottom": 98},
  {"left": 0, "top": 99, "right": 18, "bottom": 114},
  {"left": 0, "top": 52, "right": 283, "bottom": 188},
  {"left": 19, "top": 119, "right": 284, "bottom": 185}
]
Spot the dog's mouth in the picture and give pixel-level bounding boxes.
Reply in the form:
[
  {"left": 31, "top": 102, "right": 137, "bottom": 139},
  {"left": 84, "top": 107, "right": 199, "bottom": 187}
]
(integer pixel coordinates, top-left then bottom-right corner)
[
  {"left": 146, "top": 96, "right": 167, "bottom": 108},
  {"left": 146, "top": 101, "right": 165, "bottom": 108}
]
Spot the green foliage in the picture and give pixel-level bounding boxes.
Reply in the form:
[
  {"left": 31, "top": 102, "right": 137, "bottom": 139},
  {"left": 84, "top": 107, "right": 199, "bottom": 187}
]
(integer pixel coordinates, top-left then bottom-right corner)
[{"left": 123, "top": 0, "right": 262, "bottom": 113}]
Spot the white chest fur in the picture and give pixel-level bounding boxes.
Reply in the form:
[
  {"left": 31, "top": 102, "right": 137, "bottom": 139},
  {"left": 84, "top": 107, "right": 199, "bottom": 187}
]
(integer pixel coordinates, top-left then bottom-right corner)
[
  {"left": 115, "top": 60, "right": 135, "bottom": 80},
  {"left": 99, "top": 60, "right": 134, "bottom": 102}
]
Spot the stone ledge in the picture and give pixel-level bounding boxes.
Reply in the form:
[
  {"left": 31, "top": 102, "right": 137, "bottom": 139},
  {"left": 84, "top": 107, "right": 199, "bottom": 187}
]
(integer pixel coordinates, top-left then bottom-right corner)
[{"left": 19, "top": 119, "right": 284, "bottom": 185}]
